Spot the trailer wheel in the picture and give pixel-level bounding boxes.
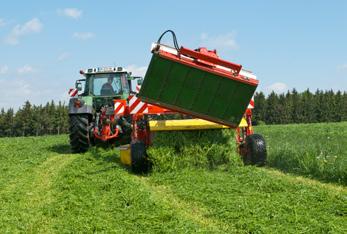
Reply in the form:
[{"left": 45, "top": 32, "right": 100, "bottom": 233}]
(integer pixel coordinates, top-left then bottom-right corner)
[
  {"left": 69, "top": 115, "right": 90, "bottom": 153},
  {"left": 243, "top": 134, "right": 267, "bottom": 166},
  {"left": 130, "top": 141, "right": 150, "bottom": 174}
]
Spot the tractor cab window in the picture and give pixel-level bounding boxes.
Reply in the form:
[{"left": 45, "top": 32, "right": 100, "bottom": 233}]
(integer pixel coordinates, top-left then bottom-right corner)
[{"left": 91, "top": 73, "right": 129, "bottom": 96}]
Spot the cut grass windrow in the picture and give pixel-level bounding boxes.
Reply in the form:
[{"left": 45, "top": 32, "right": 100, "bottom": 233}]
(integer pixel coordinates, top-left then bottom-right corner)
[
  {"left": 133, "top": 176, "right": 232, "bottom": 233},
  {"left": 0, "top": 136, "right": 78, "bottom": 233}
]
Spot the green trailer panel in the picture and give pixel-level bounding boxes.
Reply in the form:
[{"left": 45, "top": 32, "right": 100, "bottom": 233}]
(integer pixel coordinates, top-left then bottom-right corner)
[{"left": 139, "top": 53, "right": 257, "bottom": 127}]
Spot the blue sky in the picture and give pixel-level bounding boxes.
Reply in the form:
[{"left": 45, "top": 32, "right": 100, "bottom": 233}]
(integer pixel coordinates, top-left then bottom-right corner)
[{"left": 0, "top": 0, "right": 346, "bottom": 109}]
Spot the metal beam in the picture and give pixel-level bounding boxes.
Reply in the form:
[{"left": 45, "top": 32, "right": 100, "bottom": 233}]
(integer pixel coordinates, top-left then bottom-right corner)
[{"left": 149, "top": 119, "right": 230, "bottom": 131}]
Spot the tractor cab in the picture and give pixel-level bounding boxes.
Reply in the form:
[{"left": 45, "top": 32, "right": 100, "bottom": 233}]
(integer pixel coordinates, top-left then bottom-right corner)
[
  {"left": 69, "top": 66, "right": 142, "bottom": 115},
  {"left": 77, "top": 67, "right": 132, "bottom": 99}
]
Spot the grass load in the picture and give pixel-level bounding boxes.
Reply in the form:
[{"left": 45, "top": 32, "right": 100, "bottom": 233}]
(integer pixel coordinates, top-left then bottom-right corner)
[{"left": 147, "top": 129, "right": 241, "bottom": 172}]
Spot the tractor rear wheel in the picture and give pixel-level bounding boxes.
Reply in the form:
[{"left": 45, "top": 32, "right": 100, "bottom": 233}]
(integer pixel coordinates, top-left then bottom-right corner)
[
  {"left": 130, "top": 141, "right": 150, "bottom": 174},
  {"left": 69, "top": 114, "right": 90, "bottom": 153},
  {"left": 242, "top": 134, "right": 267, "bottom": 166}
]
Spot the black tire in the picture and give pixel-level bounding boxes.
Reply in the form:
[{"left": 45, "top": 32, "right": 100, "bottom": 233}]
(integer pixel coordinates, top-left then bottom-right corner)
[
  {"left": 131, "top": 141, "right": 150, "bottom": 173},
  {"left": 69, "top": 115, "right": 90, "bottom": 153},
  {"left": 243, "top": 134, "right": 267, "bottom": 166}
]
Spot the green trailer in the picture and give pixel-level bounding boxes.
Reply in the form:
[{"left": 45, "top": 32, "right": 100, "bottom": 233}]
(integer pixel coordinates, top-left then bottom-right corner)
[{"left": 139, "top": 42, "right": 258, "bottom": 128}]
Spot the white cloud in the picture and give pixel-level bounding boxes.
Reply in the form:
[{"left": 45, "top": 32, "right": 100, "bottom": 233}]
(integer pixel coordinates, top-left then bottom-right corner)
[
  {"left": 266, "top": 82, "right": 288, "bottom": 94},
  {"left": 0, "top": 65, "right": 9, "bottom": 74},
  {"left": 57, "top": 8, "right": 82, "bottom": 19},
  {"left": 337, "top": 63, "right": 347, "bottom": 71},
  {"left": 126, "top": 65, "right": 147, "bottom": 77},
  {"left": 73, "top": 32, "right": 94, "bottom": 40},
  {"left": 0, "top": 79, "right": 33, "bottom": 109},
  {"left": 5, "top": 18, "right": 43, "bottom": 45},
  {"left": 57, "top": 52, "right": 70, "bottom": 61},
  {"left": 0, "top": 74, "right": 71, "bottom": 110},
  {"left": 17, "top": 65, "right": 35, "bottom": 74},
  {"left": 200, "top": 32, "right": 238, "bottom": 50},
  {"left": 0, "top": 18, "right": 6, "bottom": 27}
]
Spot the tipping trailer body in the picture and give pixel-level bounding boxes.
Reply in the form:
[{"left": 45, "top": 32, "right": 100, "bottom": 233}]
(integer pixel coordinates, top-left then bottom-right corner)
[{"left": 139, "top": 44, "right": 258, "bottom": 128}]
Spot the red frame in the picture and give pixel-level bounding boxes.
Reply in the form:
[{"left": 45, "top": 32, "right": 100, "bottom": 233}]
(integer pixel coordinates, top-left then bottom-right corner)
[
  {"left": 157, "top": 49, "right": 258, "bottom": 87},
  {"left": 179, "top": 47, "right": 243, "bottom": 73}
]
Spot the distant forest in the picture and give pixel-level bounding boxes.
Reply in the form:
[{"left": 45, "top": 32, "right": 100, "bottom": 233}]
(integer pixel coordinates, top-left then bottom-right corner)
[
  {"left": 0, "top": 101, "right": 68, "bottom": 137},
  {"left": 254, "top": 89, "right": 347, "bottom": 124},
  {"left": 0, "top": 89, "right": 346, "bottom": 137}
]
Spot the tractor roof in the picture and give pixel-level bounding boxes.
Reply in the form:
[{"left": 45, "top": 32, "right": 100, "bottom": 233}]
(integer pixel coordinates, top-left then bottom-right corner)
[{"left": 81, "top": 66, "right": 128, "bottom": 75}]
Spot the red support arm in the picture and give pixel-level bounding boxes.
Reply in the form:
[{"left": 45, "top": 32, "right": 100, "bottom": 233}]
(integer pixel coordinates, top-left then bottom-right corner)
[{"left": 179, "top": 47, "right": 242, "bottom": 74}]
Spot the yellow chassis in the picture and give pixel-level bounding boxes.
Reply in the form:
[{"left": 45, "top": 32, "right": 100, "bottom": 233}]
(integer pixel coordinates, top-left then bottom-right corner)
[{"left": 149, "top": 118, "right": 248, "bottom": 131}]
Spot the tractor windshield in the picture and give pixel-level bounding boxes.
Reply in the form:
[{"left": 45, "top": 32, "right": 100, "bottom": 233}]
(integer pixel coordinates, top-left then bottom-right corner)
[{"left": 91, "top": 73, "right": 129, "bottom": 96}]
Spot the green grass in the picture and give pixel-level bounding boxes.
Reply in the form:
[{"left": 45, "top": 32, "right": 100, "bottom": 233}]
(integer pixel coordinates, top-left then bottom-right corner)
[
  {"left": 148, "top": 129, "right": 242, "bottom": 172},
  {"left": 255, "top": 122, "right": 347, "bottom": 185},
  {"left": 0, "top": 123, "right": 346, "bottom": 233}
]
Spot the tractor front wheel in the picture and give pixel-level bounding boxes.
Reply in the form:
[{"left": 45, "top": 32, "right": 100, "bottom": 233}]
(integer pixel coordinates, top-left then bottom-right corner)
[
  {"left": 242, "top": 134, "right": 267, "bottom": 166},
  {"left": 69, "top": 114, "right": 90, "bottom": 153},
  {"left": 130, "top": 141, "right": 150, "bottom": 174}
]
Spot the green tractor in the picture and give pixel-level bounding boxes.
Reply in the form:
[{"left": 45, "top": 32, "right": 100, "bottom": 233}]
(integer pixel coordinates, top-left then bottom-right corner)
[{"left": 68, "top": 67, "right": 143, "bottom": 153}]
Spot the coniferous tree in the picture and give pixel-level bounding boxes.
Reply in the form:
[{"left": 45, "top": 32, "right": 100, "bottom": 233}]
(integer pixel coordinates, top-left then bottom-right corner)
[
  {"left": 264, "top": 92, "right": 280, "bottom": 124},
  {"left": 301, "top": 89, "right": 315, "bottom": 123},
  {"left": 334, "top": 91, "right": 343, "bottom": 122},
  {"left": 343, "top": 92, "right": 347, "bottom": 121},
  {"left": 278, "top": 94, "right": 291, "bottom": 124},
  {"left": 0, "top": 108, "right": 5, "bottom": 136},
  {"left": 284, "top": 91, "right": 294, "bottom": 124},
  {"left": 291, "top": 89, "right": 304, "bottom": 123},
  {"left": 253, "top": 92, "right": 266, "bottom": 123},
  {"left": 0, "top": 100, "right": 71, "bottom": 137},
  {"left": 4, "top": 108, "right": 14, "bottom": 137},
  {"left": 252, "top": 89, "right": 346, "bottom": 125}
]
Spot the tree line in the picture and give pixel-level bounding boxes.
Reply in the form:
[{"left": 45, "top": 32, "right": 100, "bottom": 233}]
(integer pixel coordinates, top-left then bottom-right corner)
[
  {"left": 253, "top": 89, "right": 347, "bottom": 124},
  {"left": 0, "top": 101, "right": 69, "bottom": 137},
  {"left": 0, "top": 89, "right": 346, "bottom": 138}
]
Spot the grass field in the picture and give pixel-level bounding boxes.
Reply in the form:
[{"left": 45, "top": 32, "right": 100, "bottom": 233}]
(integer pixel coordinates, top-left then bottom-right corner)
[
  {"left": 0, "top": 123, "right": 346, "bottom": 233},
  {"left": 256, "top": 122, "right": 347, "bottom": 185}
]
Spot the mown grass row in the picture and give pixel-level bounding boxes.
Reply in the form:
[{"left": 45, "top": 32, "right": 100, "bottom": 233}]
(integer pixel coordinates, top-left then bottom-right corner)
[
  {"left": 148, "top": 129, "right": 241, "bottom": 172},
  {"left": 148, "top": 122, "right": 347, "bottom": 185},
  {"left": 0, "top": 132, "right": 346, "bottom": 233},
  {"left": 255, "top": 122, "right": 347, "bottom": 185}
]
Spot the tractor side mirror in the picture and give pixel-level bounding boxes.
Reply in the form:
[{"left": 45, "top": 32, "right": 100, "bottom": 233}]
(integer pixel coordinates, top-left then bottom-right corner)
[
  {"left": 76, "top": 82, "right": 83, "bottom": 91},
  {"left": 132, "top": 76, "right": 144, "bottom": 85},
  {"left": 75, "top": 79, "right": 85, "bottom": 92}
]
